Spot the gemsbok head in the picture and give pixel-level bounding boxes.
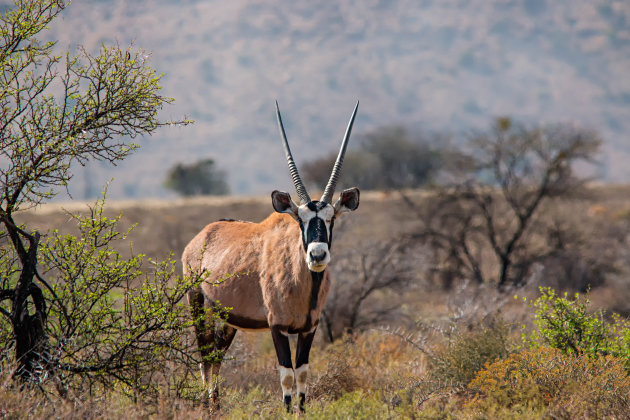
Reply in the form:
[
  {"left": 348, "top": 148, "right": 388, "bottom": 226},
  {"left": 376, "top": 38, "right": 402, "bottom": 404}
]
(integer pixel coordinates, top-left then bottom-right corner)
[{"left": 182, "top": 101, "right": 360, "bottom": 413}]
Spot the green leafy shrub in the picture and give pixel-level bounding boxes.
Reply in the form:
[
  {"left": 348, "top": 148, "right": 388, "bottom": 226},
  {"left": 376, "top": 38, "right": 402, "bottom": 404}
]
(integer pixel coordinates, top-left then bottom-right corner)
[
  {"left": 526, "top": 287, "right": 630, "bottom": 368},
  {"left": 0, "top": 0, "right": 189, "bottom": 391},
  {"left": 0, "top": 191, "right": 227, "bottom": 402},
  {"left": 37, "top": 194, "right": 205, "bottom": 399}
]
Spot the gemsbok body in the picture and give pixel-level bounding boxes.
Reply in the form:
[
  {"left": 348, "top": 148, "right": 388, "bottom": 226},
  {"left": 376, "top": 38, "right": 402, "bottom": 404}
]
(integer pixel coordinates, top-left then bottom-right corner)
[{"left": 182, "top": 102, "right": 360, "bottom": 412}]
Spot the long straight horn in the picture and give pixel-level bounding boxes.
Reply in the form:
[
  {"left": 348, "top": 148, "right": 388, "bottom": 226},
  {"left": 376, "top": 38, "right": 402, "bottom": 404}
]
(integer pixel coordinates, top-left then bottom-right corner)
[
  {"left": 276, "top": 101, "right": 311, "bottom": 204},
  {"left": 320, "top": 101, "right": 359, "bottom": 204}
]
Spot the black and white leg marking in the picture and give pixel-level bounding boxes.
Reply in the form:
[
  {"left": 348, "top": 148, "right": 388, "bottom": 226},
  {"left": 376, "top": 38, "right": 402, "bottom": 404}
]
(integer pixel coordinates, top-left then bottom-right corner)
[
  {"left": 295, "top": 329, "right": 316, "bottom": 412},
  {"left": 271, "top": 326, "right": 294, "bottom": 412}
]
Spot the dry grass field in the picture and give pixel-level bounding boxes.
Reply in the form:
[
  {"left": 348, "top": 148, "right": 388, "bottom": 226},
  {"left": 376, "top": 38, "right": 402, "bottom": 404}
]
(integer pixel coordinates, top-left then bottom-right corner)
[{"left": 5, "top": 185, "right": 630, "bottom": 418}]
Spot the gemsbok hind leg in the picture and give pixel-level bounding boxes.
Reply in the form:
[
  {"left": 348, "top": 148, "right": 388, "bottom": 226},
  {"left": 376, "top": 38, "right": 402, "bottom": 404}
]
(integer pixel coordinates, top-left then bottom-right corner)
[
  {"left": 188, "top": 289, "right": 236, "bottom": 409},
  {"left": 295, "top": 329, "right": 316, "bottom": 412},
  {"left": 201, "top": 323, "right": 236, "bottom": 408}
]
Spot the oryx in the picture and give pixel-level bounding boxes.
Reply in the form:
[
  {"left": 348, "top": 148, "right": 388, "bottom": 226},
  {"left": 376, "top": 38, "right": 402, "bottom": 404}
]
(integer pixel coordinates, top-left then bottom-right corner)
[{"left": 182, "top": 101, "right": 360, "bottom": 412}]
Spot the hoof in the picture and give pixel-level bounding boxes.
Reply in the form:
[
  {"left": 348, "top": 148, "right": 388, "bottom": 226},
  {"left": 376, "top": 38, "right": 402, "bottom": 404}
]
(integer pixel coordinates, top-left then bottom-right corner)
[
  {"left": 283, "top": 395, "right": 293, "bottom": 413},
  {"left": 299, "top": 392, "right": 306, "bottom": 412},
  {"left": 210, "top": 401, "right": 220, "bottom": 412}
]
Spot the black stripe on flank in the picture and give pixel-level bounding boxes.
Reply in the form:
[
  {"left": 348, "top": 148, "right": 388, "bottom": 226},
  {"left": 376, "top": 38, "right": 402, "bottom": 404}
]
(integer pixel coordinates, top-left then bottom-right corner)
[
  {"left": 226, "top": 313, "right": 269, "bottom": 330},
  {"left": 270, "top": 322, "right": 320, "bottom": 335},
  {"left": 209, "top": 300, "right": 269, "bottom": 329}
]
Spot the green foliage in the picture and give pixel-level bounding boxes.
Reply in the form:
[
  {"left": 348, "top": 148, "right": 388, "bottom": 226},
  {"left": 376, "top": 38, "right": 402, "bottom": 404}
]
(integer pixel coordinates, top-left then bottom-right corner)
[
  {"left": 0, "top": 191, "right": 206, "bottom": 398},
  {"left": 1, "top": 1, "right": 190, "bottom": 211},
  {"left": 429, "top": 318, "right": 511, "bottom": 388},
  {"left": 526, "top": 287, "right": 630, "bottom": 367},
  {"left": 164, "top": 158, "right": 229, "bottom": 196},
  {"left": 0, "top": 0, "right": 192, "bottom": 394}
]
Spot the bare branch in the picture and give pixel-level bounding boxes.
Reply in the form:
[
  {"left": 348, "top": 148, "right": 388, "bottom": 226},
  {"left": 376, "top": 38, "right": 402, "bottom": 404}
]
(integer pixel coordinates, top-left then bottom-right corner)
[{"left": 406, "top": 117, "right": 601, "bottom": 289}]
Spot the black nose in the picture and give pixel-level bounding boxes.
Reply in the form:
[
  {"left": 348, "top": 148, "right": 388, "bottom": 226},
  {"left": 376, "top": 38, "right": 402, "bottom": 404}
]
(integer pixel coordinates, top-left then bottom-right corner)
[{"left": 309, "top": 251, "right": 326, "bottom": 262}]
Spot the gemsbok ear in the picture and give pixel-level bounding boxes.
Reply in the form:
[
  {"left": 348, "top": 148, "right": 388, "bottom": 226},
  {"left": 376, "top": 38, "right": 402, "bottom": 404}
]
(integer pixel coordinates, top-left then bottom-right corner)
[
  {"left": 271, "top": 190, "right": 299, "bottom": 217},
  {"left": 333, "top": 187, "right": 360, "bottom": 214}
]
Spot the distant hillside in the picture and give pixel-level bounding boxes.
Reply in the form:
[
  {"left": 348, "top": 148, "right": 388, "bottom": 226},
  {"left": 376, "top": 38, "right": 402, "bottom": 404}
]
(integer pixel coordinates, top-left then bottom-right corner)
[{"left": 45, "top": 0, "right": 630, "bottom": 199}]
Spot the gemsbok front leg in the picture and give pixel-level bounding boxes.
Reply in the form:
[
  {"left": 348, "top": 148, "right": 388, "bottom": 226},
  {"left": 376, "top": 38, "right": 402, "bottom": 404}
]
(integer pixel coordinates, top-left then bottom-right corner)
[
  {"left": 271, "top": 326, "right": 294, "bottom": 412},
  {"left": 295, "top": 329, "right": 316, "bottom": 412}
]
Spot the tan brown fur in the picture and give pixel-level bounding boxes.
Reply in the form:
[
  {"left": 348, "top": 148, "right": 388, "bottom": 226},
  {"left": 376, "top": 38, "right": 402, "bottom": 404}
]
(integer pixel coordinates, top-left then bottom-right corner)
[{"left": 182, "top": 212, "right": 330, "bottom": 331}]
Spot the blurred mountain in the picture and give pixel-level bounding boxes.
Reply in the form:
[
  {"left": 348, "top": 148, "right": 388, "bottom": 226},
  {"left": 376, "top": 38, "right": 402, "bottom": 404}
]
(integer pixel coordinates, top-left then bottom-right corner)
[{"left": 44, "top": 0, "right": 629, "bottom": 199}]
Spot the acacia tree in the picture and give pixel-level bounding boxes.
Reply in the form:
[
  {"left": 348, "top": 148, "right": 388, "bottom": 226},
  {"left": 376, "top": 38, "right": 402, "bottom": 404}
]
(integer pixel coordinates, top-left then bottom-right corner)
[
  {"left": 0, "top": 0, "right": 194, "bottom": 390},
  {"left": 406, "top": 117, "right": 602, "bottom": 289}
]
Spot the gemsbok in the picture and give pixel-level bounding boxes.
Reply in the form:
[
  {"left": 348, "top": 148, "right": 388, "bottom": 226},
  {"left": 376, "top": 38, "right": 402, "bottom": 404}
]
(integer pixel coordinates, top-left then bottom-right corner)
[{"left": 182, "top": 101, "right": 360, "bottom": 412}]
